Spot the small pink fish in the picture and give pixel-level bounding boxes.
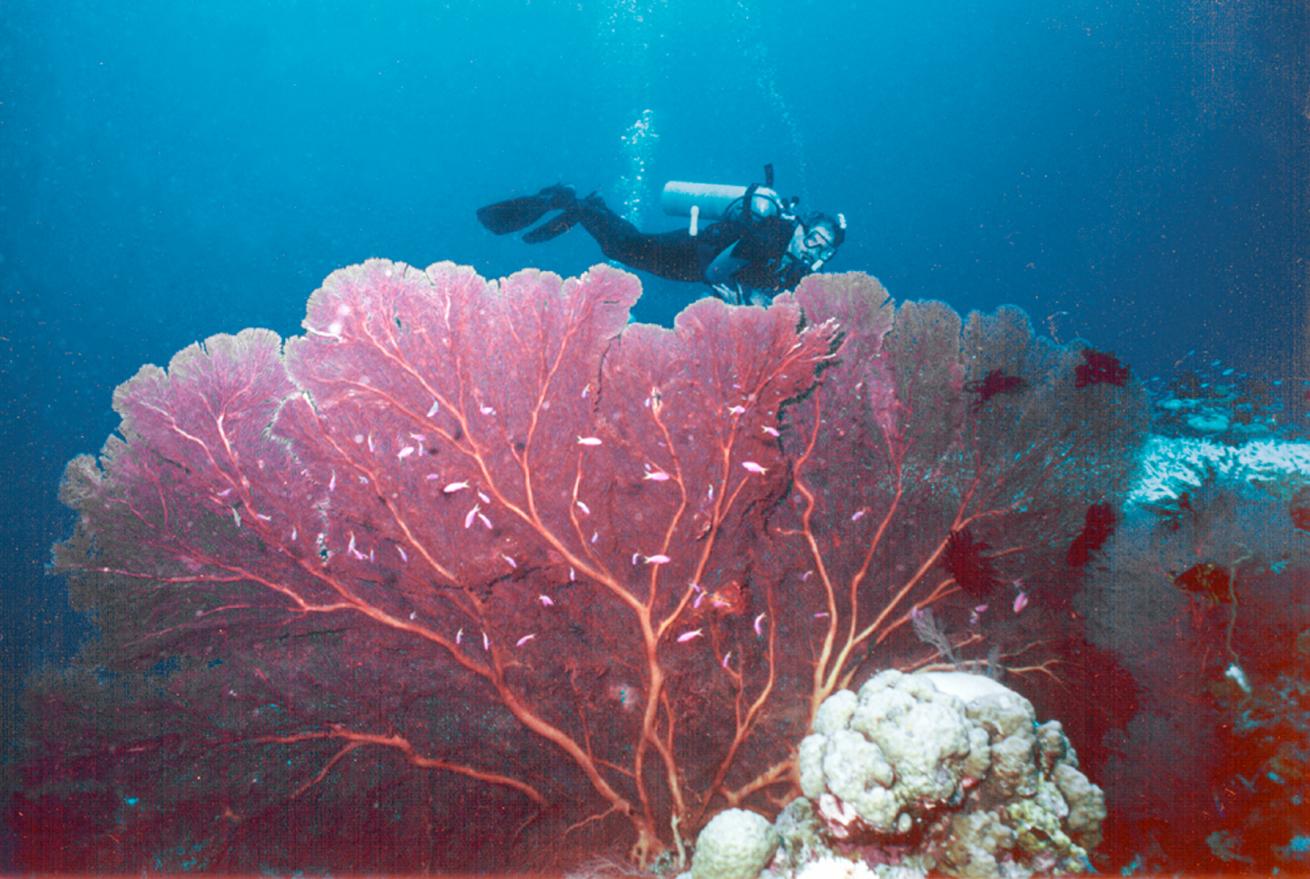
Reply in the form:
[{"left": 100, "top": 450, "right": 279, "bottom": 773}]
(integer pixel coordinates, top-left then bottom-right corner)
[
  {"left": 576, "top": 436, "right": 602, "bottom": 446},
  {"left": 754, "top": 612, "right": 767, "bottom": 636},
  {"left": 721, "top": 651, "right": 732, "bottom": 669},
  {"left": 727, "top": 405, "right": 746, "bottom": 415},
  {"left": 443, "top": 481, "right": 469, "bottom": 494},
  {"left": 741, "top": 461, "right": 767, "bottom": 474},
  {"left": 456, "top": 627, "right": 464, "bottom": 645},
  {"left": 426, "top": 399, "right": 440, "bottom": 417},
  {"left": 644, "top": 469, "right": 671, "bottom": 481},
  {"left": 516, "top": 633, "right": 536, "bottom": 647},
  {"left": 464, "top": 504, "right": 480, "bottom": 529},
  {"left": 676, "top": 628, "right": 704, "bottom": 643},
  {"left": 576, "top": 500, "right": 591, "bottom": 515},
  {"left": 1013, "top": 591, "right": 1030, "bottom": 614},
  {"left": 502, "top": 554, "right": 517, "bottom": 569},
  {"left": 482, "top": 631, "right": 490, "bottom": 650},
  {"left": 348, "top": 531, "right": 369, "bottom": 560},
  {"left": 851, "top": 508, "right": 867, "bottom": 522},
  {"left": 397, "top": 545, "right": 408, "bottom": 562},
  {"left": 761, "top": 425, "right": 781, "bottom": 437},
  {"left": 538, "top": 594, "right": 554, "bottom": 607},
  {"left": 397, "top": 445, "right": 415, "bottom": 460},
  {"left": 644, "top": 554, "right": 671, "bottom": 565}
]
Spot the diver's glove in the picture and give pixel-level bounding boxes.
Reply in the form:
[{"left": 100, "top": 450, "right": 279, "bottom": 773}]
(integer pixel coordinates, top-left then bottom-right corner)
[{"left": 710, "top": 283, "right": 772, "bottom": 307}]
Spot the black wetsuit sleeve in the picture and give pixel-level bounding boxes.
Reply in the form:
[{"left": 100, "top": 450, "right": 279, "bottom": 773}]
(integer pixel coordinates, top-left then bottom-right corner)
[
  {"left": 724, "top": 216, "right": 803, "bottom": 293},
  {"left": 728, "top": 216, "right": 793, "bottom": 265},
  {"left": 694, "top": 222, "right": 747, "bottom": 279},
  {"left": 697, "top": 221, "right": 746, "bottom": 252}
]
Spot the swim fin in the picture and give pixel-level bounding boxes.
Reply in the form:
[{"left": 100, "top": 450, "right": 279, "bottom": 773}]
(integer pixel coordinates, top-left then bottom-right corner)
[
  {"left": 476, "top": 184, "right": 576, "bottom": 235},
  {"left": 521, "top": 208, "right": 581, "bottom": 244}
]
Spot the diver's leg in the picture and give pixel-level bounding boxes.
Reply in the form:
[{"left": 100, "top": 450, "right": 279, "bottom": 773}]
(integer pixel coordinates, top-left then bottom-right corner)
[{"left": 575, "top": 197, "right": 703, "bottom": 282}]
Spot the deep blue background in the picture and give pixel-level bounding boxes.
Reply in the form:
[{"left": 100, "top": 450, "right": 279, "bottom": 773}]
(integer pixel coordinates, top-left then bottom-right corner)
[{"left": 0, "top": 0, "right": 1305, "bottom": 858}]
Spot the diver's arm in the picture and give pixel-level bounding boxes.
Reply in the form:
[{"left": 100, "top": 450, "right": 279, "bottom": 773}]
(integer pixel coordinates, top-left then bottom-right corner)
[
  {"left": 704, "top": 244, "right": 750, "bottom": 284},
  {"left": 698, "top": 220, "right": 752, "bottom": 284}
]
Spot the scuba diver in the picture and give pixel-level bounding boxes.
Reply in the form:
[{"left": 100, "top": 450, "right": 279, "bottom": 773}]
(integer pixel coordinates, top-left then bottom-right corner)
[{"left": 476, "top": 165, "right": 845, "bottom": 306}]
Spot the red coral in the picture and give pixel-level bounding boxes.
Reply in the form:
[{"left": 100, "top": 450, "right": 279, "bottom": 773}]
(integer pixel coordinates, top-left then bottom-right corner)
[
  {"left": 964, "top": 368, "right": 1028, "bottom": 412},
  {"left": 1173, "top": 562, "right": 1233, "bottom": 603},
  {"left": 23, "top": 262, "right": 1147, "bottom": 873},
  {"left": 1067, "top": 501, "right": 1118, "bottom": 567},
  {"left": 1074, "top": 347, "right": 1131, "bottom": 388},
  {"left": 1291, "top": 487, "right": 1310, "bottom": 532},
  {"left": 939, "top": 528, "right": 1002, "bottom": 598}
]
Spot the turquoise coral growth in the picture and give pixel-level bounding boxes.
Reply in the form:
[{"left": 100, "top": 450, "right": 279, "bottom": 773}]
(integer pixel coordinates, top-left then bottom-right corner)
[{"left": 1079, "top": 434, "right": 1310, "bottom": 872}]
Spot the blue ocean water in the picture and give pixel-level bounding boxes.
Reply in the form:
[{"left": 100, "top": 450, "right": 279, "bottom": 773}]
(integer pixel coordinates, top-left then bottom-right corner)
[{"left": 0, "top": 1, "right": 1305, "bottom": 872}]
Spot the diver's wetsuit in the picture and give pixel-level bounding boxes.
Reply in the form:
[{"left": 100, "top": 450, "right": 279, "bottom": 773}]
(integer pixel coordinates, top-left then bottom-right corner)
[
  {"left": 476, "top": 185, "right": 816, "bottom": 304},
  {"left": 573, "top": 194, "right": 810, "bottom": 300}
]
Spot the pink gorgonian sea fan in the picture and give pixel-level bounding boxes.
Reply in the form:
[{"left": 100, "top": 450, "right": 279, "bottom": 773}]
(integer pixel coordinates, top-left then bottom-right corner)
[{"left": 17, "top": 260, "right": 1147, "bottom": 873}]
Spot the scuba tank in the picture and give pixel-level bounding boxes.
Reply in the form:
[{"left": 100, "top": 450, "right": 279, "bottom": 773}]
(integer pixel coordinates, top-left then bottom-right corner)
[{"left": 660, "top": 164, "right": 791, "bottom": 236}]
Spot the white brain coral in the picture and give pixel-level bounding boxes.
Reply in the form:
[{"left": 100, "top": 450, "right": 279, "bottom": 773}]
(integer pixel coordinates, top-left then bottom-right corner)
[
  {"left": 796, "top": 669, "right": 1104, "bottom": 878},
  {"left": 798, "top": 670, "right": 993, "bottom": 836},
  {"left": 795, "top": 855, "right": 880, "bottom": 879},
  {"left": 691, "top": 808, "right": 780, "bottom": 879}
]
